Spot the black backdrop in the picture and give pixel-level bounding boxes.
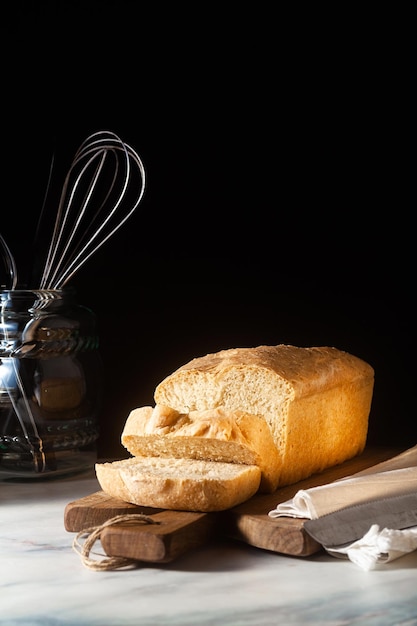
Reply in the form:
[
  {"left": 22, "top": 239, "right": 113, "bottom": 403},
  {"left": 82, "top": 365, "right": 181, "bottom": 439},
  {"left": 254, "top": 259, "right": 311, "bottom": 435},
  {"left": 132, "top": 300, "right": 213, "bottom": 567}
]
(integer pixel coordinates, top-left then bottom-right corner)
[{"left": 1, "top": 2, "right": 414, "bottom": 458}]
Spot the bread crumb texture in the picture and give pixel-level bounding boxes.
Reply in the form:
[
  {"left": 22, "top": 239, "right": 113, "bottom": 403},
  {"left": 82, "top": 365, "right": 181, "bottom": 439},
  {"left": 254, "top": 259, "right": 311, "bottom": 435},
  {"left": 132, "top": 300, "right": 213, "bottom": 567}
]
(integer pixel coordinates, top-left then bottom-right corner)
[
  {"left": 122, "top": 404, "right": 282, "bottom": 492},
  {"left": 95, "top": 457, "right": 261, "bottom": 512}
]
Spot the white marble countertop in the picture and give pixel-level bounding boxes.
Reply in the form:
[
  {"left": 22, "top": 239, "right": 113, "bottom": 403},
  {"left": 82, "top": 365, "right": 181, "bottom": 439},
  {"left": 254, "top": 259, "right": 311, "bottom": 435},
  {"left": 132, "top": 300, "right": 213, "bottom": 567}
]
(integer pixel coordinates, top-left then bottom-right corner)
[{"left": 1, "top": 469, "right": 417, "bottom": 626}]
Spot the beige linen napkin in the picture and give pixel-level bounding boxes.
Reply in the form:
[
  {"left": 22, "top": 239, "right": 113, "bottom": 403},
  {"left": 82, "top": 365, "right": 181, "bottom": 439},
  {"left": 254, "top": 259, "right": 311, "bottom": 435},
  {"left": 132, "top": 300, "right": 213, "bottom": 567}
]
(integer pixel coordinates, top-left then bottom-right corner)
[{"left": 268, "top": 445, "right": 417, "bottom": 570}]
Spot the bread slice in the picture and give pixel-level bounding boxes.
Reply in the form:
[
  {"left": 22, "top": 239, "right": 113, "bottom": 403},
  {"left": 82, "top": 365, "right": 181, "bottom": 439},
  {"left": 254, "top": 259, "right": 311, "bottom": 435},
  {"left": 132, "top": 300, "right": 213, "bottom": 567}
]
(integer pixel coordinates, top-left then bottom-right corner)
[
  {"left": 95, "top": 456, "right": 261, "bottom": 512},
  {"left": 121, "top": 405, "right": 282, "bottom": 493},
  {"left": 154, "top": 345, "right": 375, "bottom": 486}
]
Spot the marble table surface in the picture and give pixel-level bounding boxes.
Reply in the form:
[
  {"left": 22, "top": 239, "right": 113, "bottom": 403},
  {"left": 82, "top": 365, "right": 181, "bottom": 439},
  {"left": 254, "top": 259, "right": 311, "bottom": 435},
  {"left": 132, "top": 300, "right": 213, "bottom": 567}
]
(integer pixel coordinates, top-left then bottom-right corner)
[{"left": 1, "top": 468, "right": 417, "bottom": 626}]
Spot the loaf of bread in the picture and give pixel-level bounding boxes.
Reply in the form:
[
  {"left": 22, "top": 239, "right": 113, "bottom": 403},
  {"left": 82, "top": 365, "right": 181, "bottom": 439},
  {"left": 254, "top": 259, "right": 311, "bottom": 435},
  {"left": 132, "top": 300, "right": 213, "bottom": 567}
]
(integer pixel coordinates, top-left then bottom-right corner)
[
  {"left": 154, "top": 345, "right": 374, "bottom": 486},
  {"left": 95, "top": 456, "right": 261, "bottom": 512},
  {"left": 121, "top": 404, "right": 282, "bottom": 492},
  {"left": 96, "top": 344, "right": 374, "bottom": 511}
]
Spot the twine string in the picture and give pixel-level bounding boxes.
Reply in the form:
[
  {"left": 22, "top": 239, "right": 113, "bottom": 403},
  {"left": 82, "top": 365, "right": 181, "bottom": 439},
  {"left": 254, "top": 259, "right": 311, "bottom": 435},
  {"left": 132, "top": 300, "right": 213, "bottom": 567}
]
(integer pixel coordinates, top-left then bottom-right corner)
[{"left": 72, "top": 513, "right": 159, "bottom": 571}]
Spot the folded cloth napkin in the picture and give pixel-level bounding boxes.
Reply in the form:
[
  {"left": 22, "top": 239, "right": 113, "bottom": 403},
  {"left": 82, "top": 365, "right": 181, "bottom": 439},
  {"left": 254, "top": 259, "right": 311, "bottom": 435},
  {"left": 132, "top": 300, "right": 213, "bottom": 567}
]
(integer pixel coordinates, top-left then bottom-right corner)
[
  {"left": 326, "top": 524, "right": 417, "bottom": 571},
  {"left": 268, "top": 445, "right": 417, "bottom": 570}
]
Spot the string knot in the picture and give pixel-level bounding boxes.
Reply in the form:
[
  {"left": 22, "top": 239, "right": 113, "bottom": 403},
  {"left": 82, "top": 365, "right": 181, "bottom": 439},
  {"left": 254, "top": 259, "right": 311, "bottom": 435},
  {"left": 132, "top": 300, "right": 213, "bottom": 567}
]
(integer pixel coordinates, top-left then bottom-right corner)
[{"left": 72, "top": 513, "right": 158, "bottom": 571}]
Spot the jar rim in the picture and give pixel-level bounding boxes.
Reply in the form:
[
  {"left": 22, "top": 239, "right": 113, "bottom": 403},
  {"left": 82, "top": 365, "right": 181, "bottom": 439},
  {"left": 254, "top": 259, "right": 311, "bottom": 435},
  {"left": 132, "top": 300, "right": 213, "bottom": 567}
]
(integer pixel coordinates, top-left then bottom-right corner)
[
  {"left": 0, "top": 287, "right": 75, "bottom": 298},
  {"left": 0, "top": 287, "right": 75, "bottom": 296},
  {"left": 0, "top": 288, "right": 77, "bottom": 314}
]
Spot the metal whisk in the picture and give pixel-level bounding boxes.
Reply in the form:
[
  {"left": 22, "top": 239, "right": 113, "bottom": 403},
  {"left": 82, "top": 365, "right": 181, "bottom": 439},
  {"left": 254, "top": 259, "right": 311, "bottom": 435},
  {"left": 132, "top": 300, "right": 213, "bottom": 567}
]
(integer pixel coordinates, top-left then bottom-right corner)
[
  {"left": 38, "top": 130, "right": 146, "bottom": 290},
  {"left": 1, "top": 130, "right": 146, "bottom": 291}
]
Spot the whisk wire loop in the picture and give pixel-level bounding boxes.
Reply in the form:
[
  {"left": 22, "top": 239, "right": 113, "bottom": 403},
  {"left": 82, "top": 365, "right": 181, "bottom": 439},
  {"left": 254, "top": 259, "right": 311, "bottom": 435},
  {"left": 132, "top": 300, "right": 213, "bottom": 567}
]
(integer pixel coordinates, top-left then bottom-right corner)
[
  {"left": 0, "top": 233, "right": 18, "bottom": 290},
  {"left": 39, "top": 130, "right": 146, "bottom": 289},
  {"left": 41, "top": 149, "right": 109, "bottom": 289}
]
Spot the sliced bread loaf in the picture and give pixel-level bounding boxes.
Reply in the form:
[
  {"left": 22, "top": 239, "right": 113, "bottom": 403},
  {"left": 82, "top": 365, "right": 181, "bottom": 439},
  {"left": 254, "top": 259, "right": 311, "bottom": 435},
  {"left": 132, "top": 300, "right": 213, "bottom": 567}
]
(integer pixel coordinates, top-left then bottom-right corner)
[
  {"left": 121, "top": 404, "right": 282, "bottom": 493},
  {"left": 154, "top": 345, "right": 375, "bottom": 486}
]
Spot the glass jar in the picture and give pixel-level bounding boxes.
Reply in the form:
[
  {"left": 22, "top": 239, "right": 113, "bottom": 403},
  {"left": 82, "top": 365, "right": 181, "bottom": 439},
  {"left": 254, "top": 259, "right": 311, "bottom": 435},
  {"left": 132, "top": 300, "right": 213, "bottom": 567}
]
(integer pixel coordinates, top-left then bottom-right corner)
[{"left": 0, "top": 288, "right": 102, "bottom": 478}]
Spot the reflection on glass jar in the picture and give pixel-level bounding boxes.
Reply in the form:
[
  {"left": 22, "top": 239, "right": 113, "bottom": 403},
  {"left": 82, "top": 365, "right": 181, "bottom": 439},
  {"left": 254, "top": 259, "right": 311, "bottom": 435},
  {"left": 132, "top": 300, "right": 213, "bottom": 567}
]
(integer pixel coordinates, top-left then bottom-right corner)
[{"left": 0, "top": 288, "right": 102, "bottom": 478}]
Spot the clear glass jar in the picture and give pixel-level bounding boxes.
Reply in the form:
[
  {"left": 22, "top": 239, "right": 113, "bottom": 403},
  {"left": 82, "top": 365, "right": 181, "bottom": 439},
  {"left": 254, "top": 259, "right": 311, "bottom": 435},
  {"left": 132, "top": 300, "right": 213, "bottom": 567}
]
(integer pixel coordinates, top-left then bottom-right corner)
[{"left": 0, "top": 288, "right": 102, "bottom": 478}]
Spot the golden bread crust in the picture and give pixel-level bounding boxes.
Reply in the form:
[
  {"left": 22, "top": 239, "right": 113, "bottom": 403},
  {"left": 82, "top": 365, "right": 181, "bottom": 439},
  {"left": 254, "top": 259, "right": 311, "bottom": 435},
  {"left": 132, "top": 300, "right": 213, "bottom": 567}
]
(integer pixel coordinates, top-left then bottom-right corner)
[{"left": 156, "top": 345, "right": 374, "bottom": 399}]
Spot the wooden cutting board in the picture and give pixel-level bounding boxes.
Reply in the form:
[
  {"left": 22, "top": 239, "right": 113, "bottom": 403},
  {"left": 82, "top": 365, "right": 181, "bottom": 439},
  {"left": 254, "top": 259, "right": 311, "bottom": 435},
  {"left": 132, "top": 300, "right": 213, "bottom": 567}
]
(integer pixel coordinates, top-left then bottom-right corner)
[{"left": 65, "top": 447, "right": 401, "bottom": 563}]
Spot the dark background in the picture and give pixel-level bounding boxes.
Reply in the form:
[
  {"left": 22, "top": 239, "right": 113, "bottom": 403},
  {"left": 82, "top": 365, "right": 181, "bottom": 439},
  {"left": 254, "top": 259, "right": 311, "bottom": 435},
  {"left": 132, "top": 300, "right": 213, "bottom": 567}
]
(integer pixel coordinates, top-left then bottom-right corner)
[{"left": 1, "top": 2, "right": 414, "bottom": 458}]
